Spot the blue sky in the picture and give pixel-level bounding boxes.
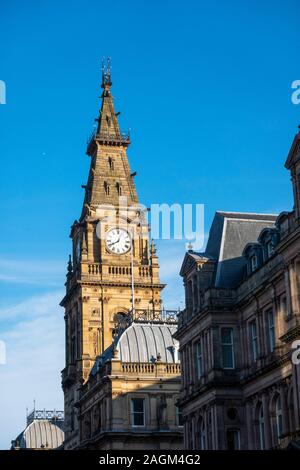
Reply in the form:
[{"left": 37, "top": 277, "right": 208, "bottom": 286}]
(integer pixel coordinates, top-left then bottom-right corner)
[{"left": 0, "top": 0, "right": 299, "bottom": 449}]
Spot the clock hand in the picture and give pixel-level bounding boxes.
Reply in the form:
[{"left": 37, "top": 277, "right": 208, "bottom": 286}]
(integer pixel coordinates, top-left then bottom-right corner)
[{"left": 109, "top": 236, "right": 121, "bottom": 246}]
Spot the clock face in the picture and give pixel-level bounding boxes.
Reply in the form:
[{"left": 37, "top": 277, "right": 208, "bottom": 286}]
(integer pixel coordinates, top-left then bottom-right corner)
[{"left": 105, "top": 228, "right": 131, "bottom": 254}]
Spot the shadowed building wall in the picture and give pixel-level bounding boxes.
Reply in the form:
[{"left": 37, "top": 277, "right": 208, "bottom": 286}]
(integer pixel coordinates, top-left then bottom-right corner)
[{"left": 175, "top": 127, "right": 300, "bottom": 450}]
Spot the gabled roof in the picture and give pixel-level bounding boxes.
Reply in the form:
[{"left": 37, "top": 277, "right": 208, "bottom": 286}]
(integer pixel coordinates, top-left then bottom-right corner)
[{"left": 179, "top": 251, "right": 212, "bottom": 277}]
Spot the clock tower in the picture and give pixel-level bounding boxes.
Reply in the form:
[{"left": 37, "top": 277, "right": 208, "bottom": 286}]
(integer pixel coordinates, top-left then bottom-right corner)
[{"left": 61, "top": 60, "right": 165, "bottom": 448}]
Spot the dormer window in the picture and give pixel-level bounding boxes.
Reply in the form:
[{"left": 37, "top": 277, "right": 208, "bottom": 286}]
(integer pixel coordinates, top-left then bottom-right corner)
[{"left": 250, "top": 254, "right": 258, "bottom": 272}]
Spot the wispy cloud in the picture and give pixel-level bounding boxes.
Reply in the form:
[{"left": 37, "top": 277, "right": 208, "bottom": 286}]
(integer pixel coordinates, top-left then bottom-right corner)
[
  {"left": 0, "top": 290, "right": 64, "bottom": 449},
  {"left": 0, "top": 290, "right": 64, "bottom": 322},
  {"left": 0, "top": 258, "right": 64, "bottom": 286}
]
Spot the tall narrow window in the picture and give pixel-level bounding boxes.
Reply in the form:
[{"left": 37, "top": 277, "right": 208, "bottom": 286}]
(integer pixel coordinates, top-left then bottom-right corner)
[
  {"left": 267, "top": 309, "right": 276, "bottom": 352},
  {"left": 131, "top": 398, "right": 145, "bottom": 427},
  {"left": 258, "top": 404, "right": 265, "bottom": 450},
  {"left": 221, "top": 328, "right": 235, "bottom": 369},
  {"left": 104, "top": 181, "right": 110, "bottom": 196},
  {"left": 116, "top": 182, "right": 122, "bottom": 196},
  {"left": 275, "top": 396, "right": 283, "bottom": 441},
  {"left": 281, "top": 296, "right": 287, "bottom": 318},
  {"left": 176, "top": 406, "right": 183, "bottom": 427},
  {"left": 196, "top": 340, "right": 203, "bottom": 379},
  {"left": 250, "top": 321, "right": 258, "bottom": 361},
  {"left": 108, "top": 156, "right": 114, "bottom": 170}
]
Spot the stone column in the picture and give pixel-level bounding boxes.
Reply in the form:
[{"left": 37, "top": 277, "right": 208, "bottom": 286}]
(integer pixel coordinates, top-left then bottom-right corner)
[
  {"left": 207, "top": 328, "right": 212, "bottom": 372},
  {"left": 183, "top": 420, "right": 188, "bottom": 449},
  {"left": 292, "top": 363, "right": 300, "bottom": 431},
  {"left": 257, "top": 309, "right": 266, "bottom": 359},
  {"left": 189, "top": 344, "right": 194, "bottom": 390},
  {"left": 289, "top": 260, "right": 300, "bottom": 316},
  {"left": 245, "top": 401, "right": 254, "bottom": 449},
  {"left": 203, "top": 407, "right": 208, "bottom": 450},
  {"left": 242, "top": 321, "right": 250, "bottom": 368},
  {"left": 284, "top": 267, "right": 292, "bottom": 318},
  {"left": 210, "top": 405, "right": 217, "bottom": 450}
]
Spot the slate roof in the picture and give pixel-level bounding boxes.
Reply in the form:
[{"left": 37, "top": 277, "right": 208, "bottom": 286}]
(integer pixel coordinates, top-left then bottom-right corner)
[{"left": 205, "top": 212, "right": 277, "bottom": 288}]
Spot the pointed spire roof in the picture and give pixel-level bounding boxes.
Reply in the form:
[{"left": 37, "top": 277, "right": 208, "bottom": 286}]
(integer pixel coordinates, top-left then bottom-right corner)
[
  {"left": 87, "top": 58, "right": 130, "bottom": 153},
  {"left": 81, "top": 60, "right": 138, "bottom": 220}
]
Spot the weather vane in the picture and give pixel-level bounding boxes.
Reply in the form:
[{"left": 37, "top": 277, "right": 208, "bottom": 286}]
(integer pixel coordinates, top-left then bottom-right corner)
[{"left": 101, "top": 56, "right": 112, "bottom": 87}]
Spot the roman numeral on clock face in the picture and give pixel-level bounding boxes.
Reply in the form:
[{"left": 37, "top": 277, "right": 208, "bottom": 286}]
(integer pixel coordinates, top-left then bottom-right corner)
[{"left": 105, "top": 228, "right": 131, "bottom": 254}]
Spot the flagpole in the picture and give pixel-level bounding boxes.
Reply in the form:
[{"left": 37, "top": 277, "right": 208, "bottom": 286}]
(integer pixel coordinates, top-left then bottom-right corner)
[{"left": 130, "top": 230, "right": 135, "bottom": 318}]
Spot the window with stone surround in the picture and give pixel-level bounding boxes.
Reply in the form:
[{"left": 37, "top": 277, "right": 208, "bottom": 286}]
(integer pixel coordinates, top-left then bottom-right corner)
[
  {"left": 195, "top": 340, "right": 203, "bottom": 379},
  {"left": 131, "top": 398, "right": 145, "bottom": 427},
  {"left": 221, "top": 327, "right": 235, "bottom": 369},
  {"left": 266, "top": 309, "right": 276, "bottom": 352},
  {"left": 250, "top": 320, "right": 258, "bottom": 361}
]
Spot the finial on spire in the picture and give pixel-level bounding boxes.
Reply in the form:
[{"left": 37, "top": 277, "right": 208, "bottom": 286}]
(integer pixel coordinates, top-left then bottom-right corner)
[{"left": 101, "top": 57, "right": 112, "bottom": 88}]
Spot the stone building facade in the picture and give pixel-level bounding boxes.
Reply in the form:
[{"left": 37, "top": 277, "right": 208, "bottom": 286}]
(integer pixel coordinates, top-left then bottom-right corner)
[
  {"left": 77, "top": 320, "right": 182, "bottom": 449},
  {"left": 175, "top": 128, "right": 300, "bottom": 450},
  {"left": 61, "top": 62, "right": 182, "bottom": 449}
]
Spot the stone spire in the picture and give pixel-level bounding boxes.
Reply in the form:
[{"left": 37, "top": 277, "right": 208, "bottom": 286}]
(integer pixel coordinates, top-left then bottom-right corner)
[
  {"left": 93, "top": 57, "right": 122, "bottom": 140},
  {"left": 81, "top": 59, "right": 138, "bottom": 220}
]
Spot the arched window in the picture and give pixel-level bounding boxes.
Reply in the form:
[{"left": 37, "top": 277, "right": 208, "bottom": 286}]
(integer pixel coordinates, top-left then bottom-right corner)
[
  {"left": 258, "top": 404, "right": 265, "bottom": 450},
  {"left": 112, "top": 312, "right": 129, "bottom": 338}
]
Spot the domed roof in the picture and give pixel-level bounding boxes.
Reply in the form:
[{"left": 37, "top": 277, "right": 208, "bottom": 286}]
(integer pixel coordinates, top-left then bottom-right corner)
[
  {"left": 13, "top": 419, "right": 64, "bottom": 449},
  {"left": 115, "top": 322, "right": 179, "bottom": 363},
  {"left": 90, "top": 321, "right": 180, "bottom": 376}
]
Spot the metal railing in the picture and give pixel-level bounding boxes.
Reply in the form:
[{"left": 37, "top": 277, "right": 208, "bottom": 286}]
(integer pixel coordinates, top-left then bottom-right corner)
[
  {"left": 131, "top": 308, "right": 179, "bottom": 324},
  {"left": 27, "top": 409, "right": 64, "bottom": 425},
  {"left": 87, "top": 129, "right": 130, "bottom": 147}
]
